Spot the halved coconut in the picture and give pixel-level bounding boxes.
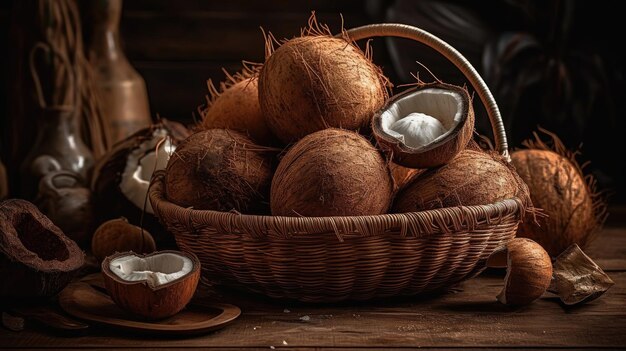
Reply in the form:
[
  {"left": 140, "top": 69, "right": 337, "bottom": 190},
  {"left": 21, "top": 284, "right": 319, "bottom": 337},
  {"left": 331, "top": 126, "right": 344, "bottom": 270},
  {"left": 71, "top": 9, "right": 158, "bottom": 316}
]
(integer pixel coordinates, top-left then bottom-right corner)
[
  {"left": 92, "top": 119, "right": 190, "bottom": 248},
  {"left": 373, "top": 83, "right": 474, "bottom": 168},
  {"left": 0, "top": 199, "right": 84, "bottom": 298},
  {"left": 102, "top": 250, "right": 200, "bottom": 319}
]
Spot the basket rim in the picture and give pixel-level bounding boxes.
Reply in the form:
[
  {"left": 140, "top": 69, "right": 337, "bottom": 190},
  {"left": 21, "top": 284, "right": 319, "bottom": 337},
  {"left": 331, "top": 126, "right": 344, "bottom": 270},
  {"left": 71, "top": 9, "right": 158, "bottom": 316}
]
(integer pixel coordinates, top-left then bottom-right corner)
[{"left": 149, "top": 172, "right": 523, "bottom": 241}]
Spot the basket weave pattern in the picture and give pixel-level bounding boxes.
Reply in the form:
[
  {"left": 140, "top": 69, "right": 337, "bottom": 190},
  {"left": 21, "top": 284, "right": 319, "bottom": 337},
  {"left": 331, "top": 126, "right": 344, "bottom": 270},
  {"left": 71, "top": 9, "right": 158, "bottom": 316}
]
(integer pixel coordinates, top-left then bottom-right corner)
[
  {"left": 149, "top": 23, "right": 522, "bottom": 302},
  {"left": 150, "top": 173, "right": 520, "bottom": 302}
]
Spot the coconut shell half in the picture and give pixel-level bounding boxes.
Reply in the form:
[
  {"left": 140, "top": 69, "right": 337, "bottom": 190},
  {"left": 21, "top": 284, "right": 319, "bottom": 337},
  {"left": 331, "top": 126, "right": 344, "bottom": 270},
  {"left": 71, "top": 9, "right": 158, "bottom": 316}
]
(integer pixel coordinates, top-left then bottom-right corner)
[
  {"left": 102, "top": 250, "right": 200, "bottom": 319},
  {"left": 92, "top": 119, "right": 190, "bottom": 249},
  {"left": 373, "top": 83, "right": 474, "bottom": 169},
  {"left": 0, "top": 199, "right": 84, "bottom": 299}
]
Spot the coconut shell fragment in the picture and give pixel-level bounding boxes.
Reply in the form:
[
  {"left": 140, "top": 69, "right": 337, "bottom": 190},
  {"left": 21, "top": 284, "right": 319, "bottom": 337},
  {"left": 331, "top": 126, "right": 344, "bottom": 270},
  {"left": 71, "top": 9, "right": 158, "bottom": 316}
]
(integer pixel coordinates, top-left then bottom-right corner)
[
  {"left": 0, "top": 199, "right": 84, "bottom": 299},
  {"left": 548, "top": 244, "right": 614, "bottom": 305}
]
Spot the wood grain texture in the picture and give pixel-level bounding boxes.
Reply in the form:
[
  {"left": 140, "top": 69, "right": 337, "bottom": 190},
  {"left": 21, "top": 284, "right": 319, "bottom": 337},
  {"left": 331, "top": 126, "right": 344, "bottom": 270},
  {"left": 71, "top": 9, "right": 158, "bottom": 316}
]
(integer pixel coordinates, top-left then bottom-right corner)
[{"left": 1, "top": 226, "right": 624, "bottom": 349}]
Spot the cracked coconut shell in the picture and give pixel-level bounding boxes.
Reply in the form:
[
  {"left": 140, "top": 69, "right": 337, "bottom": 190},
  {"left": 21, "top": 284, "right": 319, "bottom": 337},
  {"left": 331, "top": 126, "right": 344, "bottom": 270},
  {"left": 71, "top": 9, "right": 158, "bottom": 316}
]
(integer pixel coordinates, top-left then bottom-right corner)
[
  {"left": 92, "top": 119, "right": 190, "bottom": 249},
  {"left": 0, "top": 199, "right": 84, "bottom": 298},
  {"left": 373, "top": 83, "right": 475, "bottom": 169},
  {"left": 271, "top": 128, "right": 393, "bottom": 217}
]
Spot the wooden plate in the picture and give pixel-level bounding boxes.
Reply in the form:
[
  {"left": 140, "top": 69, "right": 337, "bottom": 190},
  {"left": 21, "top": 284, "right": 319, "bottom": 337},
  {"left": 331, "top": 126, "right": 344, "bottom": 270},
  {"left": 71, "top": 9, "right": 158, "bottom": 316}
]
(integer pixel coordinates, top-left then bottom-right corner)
[{"left": 58, "top": 278, "right": 241, "bottom": 336}]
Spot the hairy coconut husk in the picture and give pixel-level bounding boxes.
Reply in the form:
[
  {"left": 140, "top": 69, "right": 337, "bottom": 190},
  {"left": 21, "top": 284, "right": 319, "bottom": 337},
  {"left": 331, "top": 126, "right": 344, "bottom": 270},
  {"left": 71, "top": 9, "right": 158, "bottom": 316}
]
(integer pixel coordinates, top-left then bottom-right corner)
[
  {"left": 199, "top": 63, "right": 276, "bottom": 145},
  {"left": 166, "top": 129, "right": 277, "bottom": 213},
  {"left": 0, "top": 199, "right": 84, "bottom": 299},
  {"left": 271, "top": 128, "right": 393, "bottom": 217},
  {"left": 373, "top": 82, "right": 475, "bottom": 169},
  {"left": 92, "top": 119, "right": 189, "bottom": 250},
  {"left": 259, "top": 14, "right": 389, "bottom": 143},
  {"left": 393, "top": 148, "right": 531, "bottom": 212},
  {"left": 511, "top": 129, "right": 606, "bottom": 257}
]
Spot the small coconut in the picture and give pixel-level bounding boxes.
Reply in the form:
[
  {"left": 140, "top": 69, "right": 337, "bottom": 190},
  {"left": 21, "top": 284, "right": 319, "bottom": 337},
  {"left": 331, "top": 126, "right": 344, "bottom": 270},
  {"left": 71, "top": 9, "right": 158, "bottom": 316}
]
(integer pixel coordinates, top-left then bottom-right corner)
[
  {"left": 91, "top": 218, "right": 156, "bottom": 262},
  {"left": 258, "top": 17, "right": 388, "bottom": 143},
  {"left": 511, "top": 130, "right": 606, "bottom": 257},
  {"left": 486, "top": 238, "right": 552, "bottom": 305},
  {"left": 200, "top": 63, "right": 275, "bottom": 145},
  {"left": 0, "top": 199, "right": 84, "bottom": 299},
  {"left": 373, "top": 83, "right": 475, "bottom": 169},
  {"left": 102, "top": 250, "right": 200, "bottom": 319},
  {"left": 92, "top": 119, "right": 190, "bottom": 249},
  {"left": 165, "top": 129, "right": 276, "bottom": 213},
  {"left": 393, "top": 148, "right": 530, "bottom": 212},
  {"left": 271, "top": 128, "right": 393, "bottom": 217}
]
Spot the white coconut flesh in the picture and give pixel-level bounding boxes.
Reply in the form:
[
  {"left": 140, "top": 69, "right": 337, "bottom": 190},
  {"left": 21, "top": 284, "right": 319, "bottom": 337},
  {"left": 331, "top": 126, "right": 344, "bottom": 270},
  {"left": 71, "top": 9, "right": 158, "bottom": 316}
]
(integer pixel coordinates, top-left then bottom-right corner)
[
  {"left": 120, "top": 129, "right": 175, "bottom": 214},
  {"left": 109, "top": 252, "right": 193, "bottom": 289},
  {"left": 381, "top": 88, "right": 464, "bottom": 149}
]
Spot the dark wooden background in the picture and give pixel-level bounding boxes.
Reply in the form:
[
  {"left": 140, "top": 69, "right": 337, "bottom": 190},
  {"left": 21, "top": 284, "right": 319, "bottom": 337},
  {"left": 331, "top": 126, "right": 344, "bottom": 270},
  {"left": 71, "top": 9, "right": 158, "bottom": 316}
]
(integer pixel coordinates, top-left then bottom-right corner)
[{"left": 1, "top": 0, "right": 624, "bottom": 205}]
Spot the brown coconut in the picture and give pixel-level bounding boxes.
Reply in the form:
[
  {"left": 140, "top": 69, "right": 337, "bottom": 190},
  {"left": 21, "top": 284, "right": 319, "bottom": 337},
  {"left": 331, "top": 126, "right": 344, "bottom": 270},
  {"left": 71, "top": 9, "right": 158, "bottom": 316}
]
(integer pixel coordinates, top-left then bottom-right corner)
[
  {"left": 393, "top": 148, "right": 531, "bottom": 212},
  {"left": 165, "top": 129, "right": 276, "bottom": 213},
  {"left": 200, "top": 64, "right": 275, "bottom": 145},
  {"left": 271, "top": 128, "right": 393, "bottom": 217},
  {"left": 373, "top": 83, "right": 475, "bottom": 169},
  {"left": 0, "top": 199, "right": 84, "bottom": 299},
  {"left": 511, "top": 131, "right": 606, "bottom": 257},
  {"left": 259, "top": 20, "right": 388, "bottom": 143},
  {"left": 91, "top": 218, "right": 156, "bottom": 262}
]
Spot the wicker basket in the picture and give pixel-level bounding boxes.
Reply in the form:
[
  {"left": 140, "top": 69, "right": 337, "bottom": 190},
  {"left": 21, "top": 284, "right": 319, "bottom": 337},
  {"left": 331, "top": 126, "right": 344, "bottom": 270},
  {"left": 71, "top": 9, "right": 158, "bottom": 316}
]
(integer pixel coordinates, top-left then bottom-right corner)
[{"left": 149, "top": 23, "right": 522, "bottom": 303}]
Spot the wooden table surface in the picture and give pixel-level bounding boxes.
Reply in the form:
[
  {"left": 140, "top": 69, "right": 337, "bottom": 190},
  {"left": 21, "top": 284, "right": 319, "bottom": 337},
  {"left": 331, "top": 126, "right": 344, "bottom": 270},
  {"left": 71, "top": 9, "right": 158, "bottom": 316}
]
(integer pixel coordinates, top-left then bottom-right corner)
[{"left": 2, "top": 226, "right": 625, "bottom": 350}]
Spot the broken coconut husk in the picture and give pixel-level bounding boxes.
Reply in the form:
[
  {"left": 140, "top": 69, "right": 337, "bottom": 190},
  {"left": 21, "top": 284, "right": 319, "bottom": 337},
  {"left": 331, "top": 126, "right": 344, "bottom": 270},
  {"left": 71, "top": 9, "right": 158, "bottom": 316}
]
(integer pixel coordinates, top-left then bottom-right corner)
[
  {"left": 548, "top": 244, "right": 614, "bottom": 305},
  {"left": 259, "top": 13, "right": 390, "bottom": 143},
  {"left": 0, "top": 199, "right": 84, "bottom": 299},
  {"left": 91, "top": 119, "right": 189, "bottom": 249},
  {"left": 373, "top": 82, "right": 474, "bottom": 169},
  {"left": 199, "top": 62, "right": 276, "bottom": 146},
  {"left": 511, "top": 128, "right": 607, "bottom": 257}
]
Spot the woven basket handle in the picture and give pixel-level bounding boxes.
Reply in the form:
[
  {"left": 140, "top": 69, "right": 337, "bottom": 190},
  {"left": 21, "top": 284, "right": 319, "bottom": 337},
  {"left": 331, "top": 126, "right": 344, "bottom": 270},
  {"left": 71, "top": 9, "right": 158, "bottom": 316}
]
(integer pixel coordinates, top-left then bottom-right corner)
[{"left": 343, "top": 23, "right": 509, "bottom": 160}]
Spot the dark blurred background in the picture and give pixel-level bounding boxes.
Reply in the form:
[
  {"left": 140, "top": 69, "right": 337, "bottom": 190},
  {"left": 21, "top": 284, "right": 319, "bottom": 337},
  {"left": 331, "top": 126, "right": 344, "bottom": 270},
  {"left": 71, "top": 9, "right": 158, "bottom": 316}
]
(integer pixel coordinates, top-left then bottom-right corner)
[{"left": 1, "top": 0, "right": 624, "bottom": 205}]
